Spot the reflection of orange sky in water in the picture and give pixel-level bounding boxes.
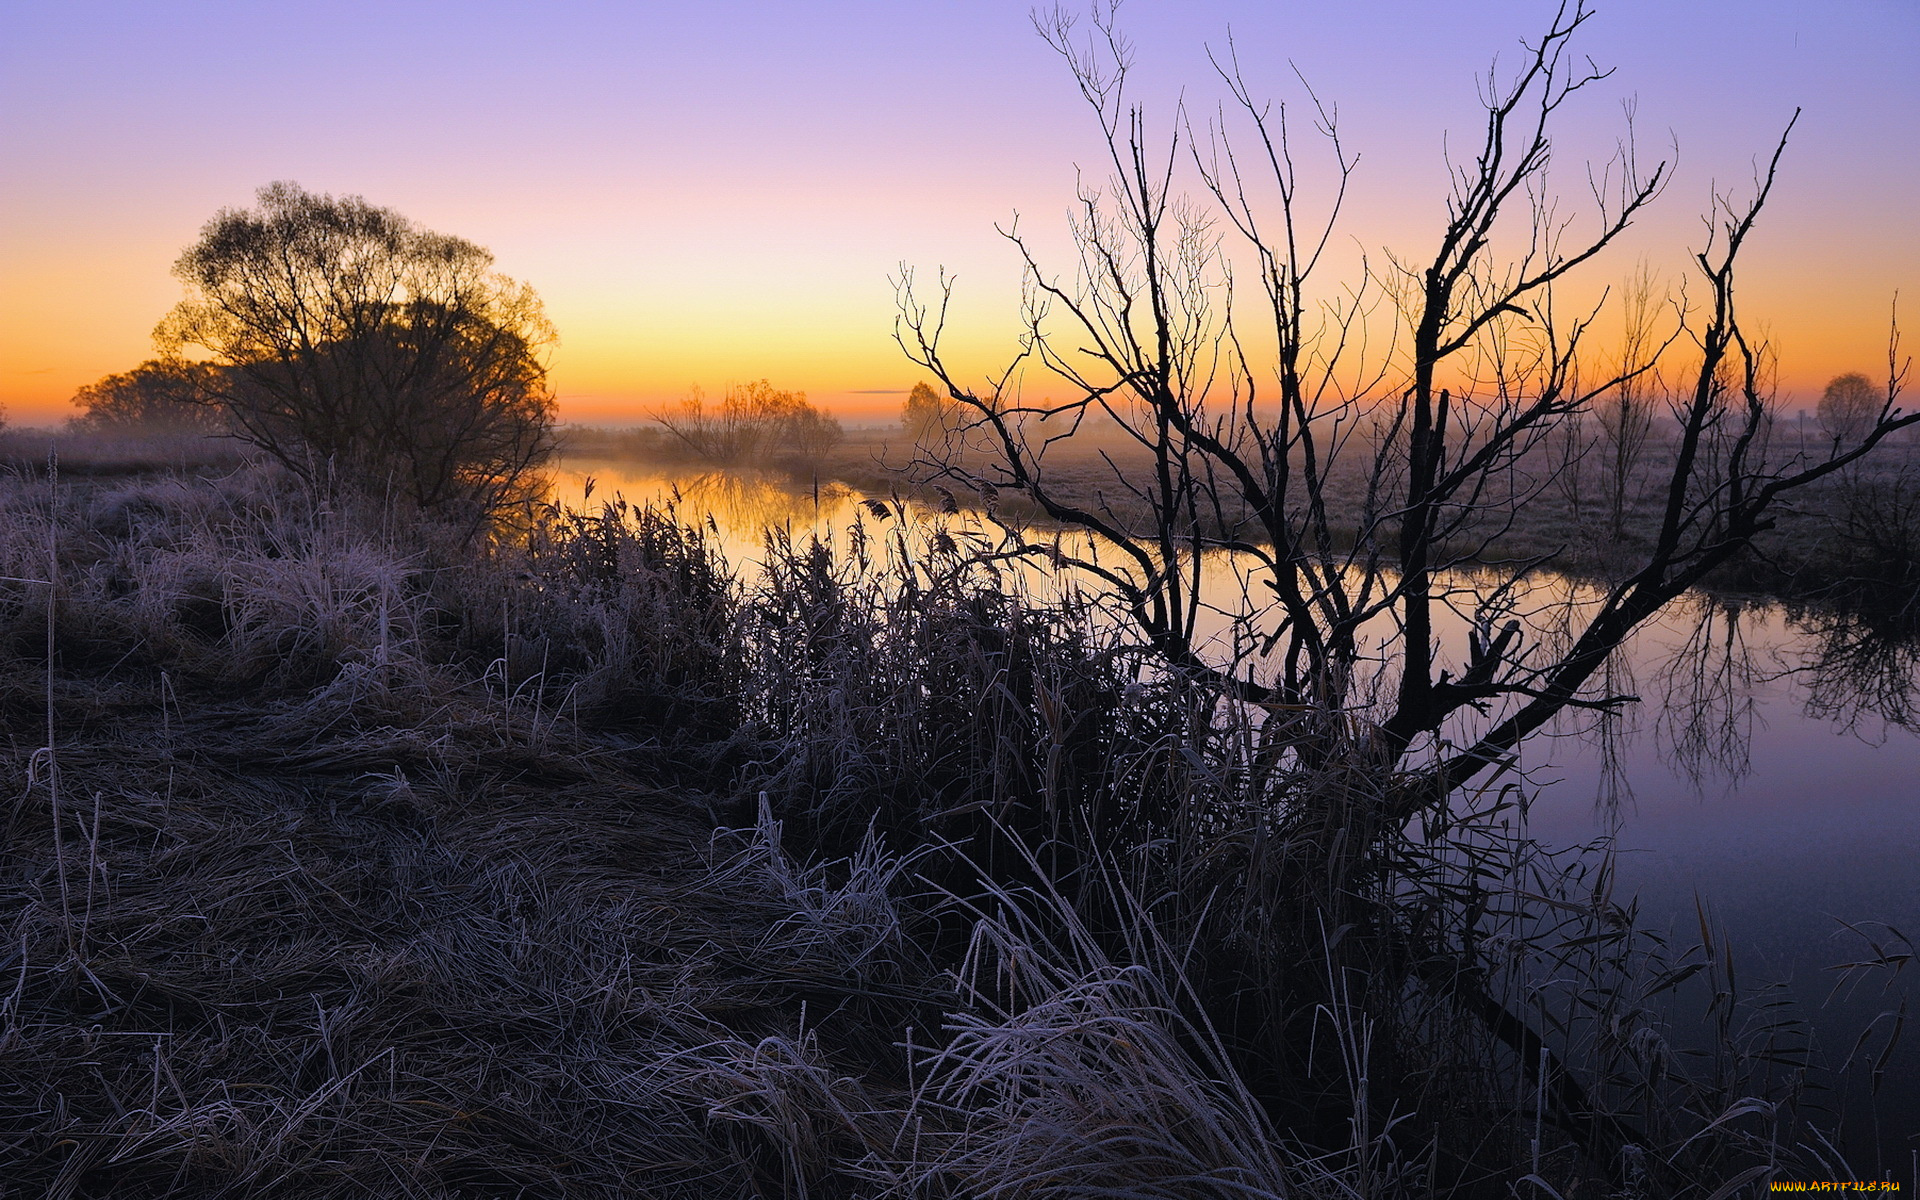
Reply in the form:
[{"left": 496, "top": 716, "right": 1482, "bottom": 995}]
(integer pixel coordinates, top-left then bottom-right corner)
[
  {"left": 550, "top": 459, "right": 868, "bottom": 569},
  {"left": 547, "top": 455, "right": 1794, "bottom": 728}
]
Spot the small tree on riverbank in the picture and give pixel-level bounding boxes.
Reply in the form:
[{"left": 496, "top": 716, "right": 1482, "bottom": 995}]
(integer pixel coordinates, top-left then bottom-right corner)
[{"left": 156, "top": 182, "right": 557, "bottom": 527}]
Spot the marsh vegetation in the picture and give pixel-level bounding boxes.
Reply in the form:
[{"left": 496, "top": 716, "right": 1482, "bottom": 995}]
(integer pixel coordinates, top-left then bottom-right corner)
[
  {"left": 7, "top": 2, "right": 1917, "bottom": 1194},
  {"left": 0, "top": 434, "right": 1913, "bottom": 1197}
]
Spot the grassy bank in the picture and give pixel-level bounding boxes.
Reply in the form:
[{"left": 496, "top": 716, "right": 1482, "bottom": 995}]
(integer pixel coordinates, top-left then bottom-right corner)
[{"left": 0, "top": 449, "right": 1898, "bottom": 1196}]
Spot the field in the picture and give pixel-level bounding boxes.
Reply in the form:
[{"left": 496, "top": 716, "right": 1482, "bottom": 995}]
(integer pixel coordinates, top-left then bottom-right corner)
[{"left": 1, "top": 431, "right": 1910, "bottom": 1197}]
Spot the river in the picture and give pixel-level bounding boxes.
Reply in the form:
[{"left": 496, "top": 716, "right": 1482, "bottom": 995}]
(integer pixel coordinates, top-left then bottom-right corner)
[{"left": 553, "top": 457, "right": 1920, "bottom": 1172}]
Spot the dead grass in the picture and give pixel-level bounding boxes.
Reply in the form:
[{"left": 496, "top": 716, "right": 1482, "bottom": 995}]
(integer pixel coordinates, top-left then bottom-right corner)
[{"left": 0, "top": 448, "right": 1893, "bottom": 1196}]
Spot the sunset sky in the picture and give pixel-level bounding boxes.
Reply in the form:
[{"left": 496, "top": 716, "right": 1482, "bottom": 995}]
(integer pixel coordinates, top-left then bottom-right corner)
[{"left": 2, "top": 0, "right": 1915, "bottom": 426}]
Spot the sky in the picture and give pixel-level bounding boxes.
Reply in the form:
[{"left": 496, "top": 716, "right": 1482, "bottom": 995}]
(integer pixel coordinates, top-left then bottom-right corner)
[{"left": 2, "top": 0, "right": 1915, "bottom": 426}]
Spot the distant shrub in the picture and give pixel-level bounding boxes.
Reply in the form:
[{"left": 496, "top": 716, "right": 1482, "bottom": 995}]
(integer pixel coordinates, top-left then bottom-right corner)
[
  {"left": 68, "top": 359, "right": 228, "bottom": 434},
  {"left": 654, "top": 380, "right": 841, "bottom": 466},
  {"left": 901, "top": 380, "right": 962, "bottom": 442},
  {"left": 1817, "top": 372, "right": 1881, "bottom": 445}
]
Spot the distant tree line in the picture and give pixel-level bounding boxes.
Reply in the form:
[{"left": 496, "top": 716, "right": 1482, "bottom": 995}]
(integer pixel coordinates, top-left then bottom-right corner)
[{"left": 69, "top": 360, "right": 230, "bottom": 434}]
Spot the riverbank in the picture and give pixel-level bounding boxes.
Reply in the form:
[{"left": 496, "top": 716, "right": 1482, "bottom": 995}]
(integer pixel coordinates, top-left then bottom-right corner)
[
  {"left": 1, "top": 451, "right": 1902, "bottom": 1194},
  {"left": 561, "top": 421, "right": 1920, "bottom": 619}
]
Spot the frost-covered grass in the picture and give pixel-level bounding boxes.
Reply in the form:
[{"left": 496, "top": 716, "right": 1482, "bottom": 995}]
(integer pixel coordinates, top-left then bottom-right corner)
[{"left": 0, "top": 447, "right": 1892, "bottom": 1197}]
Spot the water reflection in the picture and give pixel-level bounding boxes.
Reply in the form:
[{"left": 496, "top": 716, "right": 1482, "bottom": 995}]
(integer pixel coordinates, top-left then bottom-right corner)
[
  {"left": 554, "top": 459, "right": 861, "bottom": 566},
  {"left": 1795, "top": 600, "right": 1920, "bottom": 736},
  {"left": 1627, "top": 591, "right": 1920, "bottom": 776},
  {"left": 1523, "top": 591, "right": 1920, "bottom": 1167},
  {"left": 546, "top": 455, "right": 1920, "bottom": 1156},
  {"left": 552, "top": 456, "right": 1920, "bottom": 772},
  {"left": 1654, "top": 598, "right": 1761, "bottom": 789}
]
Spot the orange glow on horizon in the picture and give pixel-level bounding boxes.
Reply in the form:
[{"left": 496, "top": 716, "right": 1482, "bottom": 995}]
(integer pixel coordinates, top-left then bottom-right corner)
[
  {"left": 3, "top": 308, "right": 1905, "bottom": 431},
  {"left": 3, "top": 5, "right": 1911, "bottom": 432}
]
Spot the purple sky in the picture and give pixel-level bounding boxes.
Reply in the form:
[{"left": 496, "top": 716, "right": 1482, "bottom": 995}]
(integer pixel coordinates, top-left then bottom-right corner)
[{"left": 3, "top": 0, "right": 1914, "bottom": 423}]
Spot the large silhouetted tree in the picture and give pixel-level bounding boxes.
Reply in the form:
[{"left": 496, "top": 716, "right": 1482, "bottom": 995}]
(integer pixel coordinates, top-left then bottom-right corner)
[
  {"left": 156, "top": 182, "right": 557, "bottom": 524},
  {"left": 897, "top": 0, "right": 1914, "bottom": 1177}
]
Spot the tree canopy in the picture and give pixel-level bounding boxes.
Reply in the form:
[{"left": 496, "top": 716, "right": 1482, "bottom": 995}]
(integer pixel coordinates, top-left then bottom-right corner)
[
  {"left": 156, "top": 182, "right": 557, "bottom": 522},
  {"left": 1817, "top": 371, "right": 1881, "bottom": 444},
  {"left": 654, "top": 380, "right": 841, "bottom": 466},
  {"left": 901, "top": 381, "right": 960, "bottom": 442},
  {"left": 68, "top": 360, "right": 227, "bottom": 434}
]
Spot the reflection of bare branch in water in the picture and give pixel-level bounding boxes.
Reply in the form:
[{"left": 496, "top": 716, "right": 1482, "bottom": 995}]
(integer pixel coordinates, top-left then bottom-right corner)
[
  {"left": 1792, "top": 602, "right": 1920, "bottom": 735},
  {"left": 1590, "top": 651, "right": 1641, "bottom": 819},
  {"left": 1654, "top": 598, "right": 1760, "bottom": 787},
  {"left": 1788, "top": 461, "right": 1920, "bottom": 735},
  {"left": 1521, "top": 577, "right": 1646, "bottom": 819}
]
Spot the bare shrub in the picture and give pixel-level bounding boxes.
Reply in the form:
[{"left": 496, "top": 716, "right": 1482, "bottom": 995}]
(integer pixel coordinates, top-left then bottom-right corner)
[{"left": 653, "top": 380, "right": 843, "bottom": 468}]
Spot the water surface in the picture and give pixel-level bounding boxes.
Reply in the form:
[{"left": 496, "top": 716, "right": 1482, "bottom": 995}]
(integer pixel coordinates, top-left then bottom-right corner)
[{"left": 557, "top": 457, "right": 1920, "bottom": 1163}]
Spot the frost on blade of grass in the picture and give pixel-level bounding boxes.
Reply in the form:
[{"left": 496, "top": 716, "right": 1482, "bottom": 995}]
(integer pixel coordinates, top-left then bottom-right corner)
[
  {"left": 896, "top": 863, "right": 1364, "bottom": 1200},
  {"left": 712, "top": 794, "right": 920, "bottom": 992}
]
